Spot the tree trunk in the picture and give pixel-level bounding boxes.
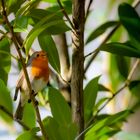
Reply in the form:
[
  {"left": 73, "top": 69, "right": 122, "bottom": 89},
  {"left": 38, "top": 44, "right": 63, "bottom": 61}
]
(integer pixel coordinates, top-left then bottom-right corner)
[{"left": 71, "top": 0, "right": 85, "bottom": 139}]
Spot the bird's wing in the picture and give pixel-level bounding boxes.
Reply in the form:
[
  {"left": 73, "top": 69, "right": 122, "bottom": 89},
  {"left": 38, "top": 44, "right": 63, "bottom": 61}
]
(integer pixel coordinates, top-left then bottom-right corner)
[{"left": 14, "top": 70, "right": 24, "bottom": 101}]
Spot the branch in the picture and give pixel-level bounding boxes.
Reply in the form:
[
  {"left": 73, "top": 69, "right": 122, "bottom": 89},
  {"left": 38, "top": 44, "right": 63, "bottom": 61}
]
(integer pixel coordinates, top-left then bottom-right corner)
[
  {"left": 71, "top": 0, "right": 85, "bottom": 139},
  {"left": 84, "top": 0, "right": 140, "bottom": 73},
  {"left": 84, "top": 23, "right": 120, "bottom": 73},
  {"left": 57, "top": 0, "right": 75, "bottom": 29},
  {"left": 0, "top": 105, "right": 29, "bottom": 130},
  {"left": 127, "top": 59, "right": 140, "bottom": 80},
  {"left": 85, "top": 0, "right": 94, "bottom": 20},
  {"left": 54, "top": 34, "right": 70, "bottom": 80},
  {"left": 1, "top": 1, "right": 47, "bottom": 139},
  {"left": 76, "top": 59, "right": 140, "bottom": 139},
  {"left": 86, "top": 59, "right": 140, "bottom": 128}
]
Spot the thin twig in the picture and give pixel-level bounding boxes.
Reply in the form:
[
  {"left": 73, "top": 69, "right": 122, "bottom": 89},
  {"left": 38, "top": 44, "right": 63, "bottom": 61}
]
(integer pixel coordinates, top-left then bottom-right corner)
[
  {"left": 85, "top": 0, "right": 94, "bottom": 20},
  {"left": 84, "top": 23, "right": 120, "bottom": 73},
  {"left": 84, "top": 0, "right": 140, "bottom": 73},
  {"left": 86, "top": 59, "right": 140, "bottom": 128},
  {"left": 59, "top": 74, "right": 70, "bottom": 85},
  {"left": 57, "top": 0, "right": 75, "bottom": 29},
  {"left": 0, "top": 105, "right": 29, "bottom": 130},
  {"left": 85, "top": 22, "right": 120, "bottom": 59},
  {"left": 133, "top": 0, "right": 140, "bottom": 7},
  {"left": 127, "top": 59, "right": 140, "bottom": 80},
  {"left": 75, "top": 59, "right": 140, "bottom": 140},
  {"left": 1, "top": 1, "right": 47, "bottom": 139}
]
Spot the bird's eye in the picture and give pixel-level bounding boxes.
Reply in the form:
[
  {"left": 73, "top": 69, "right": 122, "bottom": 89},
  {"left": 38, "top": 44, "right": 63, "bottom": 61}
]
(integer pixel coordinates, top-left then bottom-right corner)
[{"left": 36, "top": 54, "right": 39, "bottom": 57}]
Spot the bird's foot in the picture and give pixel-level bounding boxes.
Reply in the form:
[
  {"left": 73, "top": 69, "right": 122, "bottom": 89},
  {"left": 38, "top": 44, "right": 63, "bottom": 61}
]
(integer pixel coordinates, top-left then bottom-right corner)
[{"left": 31, "top": 90, "right": 37, "bottom": 97}]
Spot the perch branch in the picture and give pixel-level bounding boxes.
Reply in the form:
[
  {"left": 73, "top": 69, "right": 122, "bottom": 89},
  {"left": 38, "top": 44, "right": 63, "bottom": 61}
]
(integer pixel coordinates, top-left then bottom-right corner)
[{"left": 1, "top": 1, "right": 47, "bottom": 139}]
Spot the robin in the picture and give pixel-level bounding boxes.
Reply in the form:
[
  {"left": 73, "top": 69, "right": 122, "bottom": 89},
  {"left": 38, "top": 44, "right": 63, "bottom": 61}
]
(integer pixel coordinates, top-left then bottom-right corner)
[{"left": 14, "top": 51, "right": 49, "bottom": 120}]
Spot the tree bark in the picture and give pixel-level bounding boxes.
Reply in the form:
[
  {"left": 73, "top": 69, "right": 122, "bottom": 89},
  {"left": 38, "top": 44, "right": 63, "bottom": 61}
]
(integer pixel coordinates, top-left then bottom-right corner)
[
  {"left": 54, "top": 34, "right": 71, "bottom": 103},
  {"left": 54, "top": 34, "right": 70, "bottom": 80},
  {"left": 71, "top": 0, "right": 85, "bottom": 139}
]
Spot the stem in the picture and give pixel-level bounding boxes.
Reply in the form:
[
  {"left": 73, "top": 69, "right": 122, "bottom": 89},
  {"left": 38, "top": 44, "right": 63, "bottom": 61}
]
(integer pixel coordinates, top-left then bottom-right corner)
[
  {"left": 86, "top": 59, "right": 140, "bottom": 128},
  {"left": 71, "top": 0, "right": 85, "bottom": 139},
  {"left": 84, "top": 0, "right": 140, "bottom": 73},
  {"left": 1, "top": 1, "right": 47, "bottom": 139},
  {"left": 127, "top": 59, "right": 140, "bottom": 80},
  {"left": 0, "top": 105, "right": 29, "bottom": 130},
  {"left": 85, "top": 0, "right": 94, "bottom": 20},
  {"left": 54, "top": 34, "right": 71, "bottom": 103},
  {"left": 57, "top": 0, "right": 74, "bottom": 29},
  {"left": 84, "top": 23, "right": 120, "bottom": 73},
  {"left": 54, "top": 34, "right": 70, "bottom": 79}
]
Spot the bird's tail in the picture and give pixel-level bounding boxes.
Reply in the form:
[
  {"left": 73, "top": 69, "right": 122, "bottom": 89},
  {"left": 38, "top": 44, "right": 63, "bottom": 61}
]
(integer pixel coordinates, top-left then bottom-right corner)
[{"left": 14, "top": 99, "right": 24, "bottom": 120}]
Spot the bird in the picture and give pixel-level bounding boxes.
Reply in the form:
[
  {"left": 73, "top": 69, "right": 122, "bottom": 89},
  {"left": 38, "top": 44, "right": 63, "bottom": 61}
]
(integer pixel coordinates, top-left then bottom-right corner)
[{"left": 14, "top": 51, "right": 49, "bottom": 120}]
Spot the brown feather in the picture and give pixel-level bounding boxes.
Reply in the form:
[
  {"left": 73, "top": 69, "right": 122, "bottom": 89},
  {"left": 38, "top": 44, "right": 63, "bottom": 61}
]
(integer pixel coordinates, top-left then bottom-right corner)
[
  {"left": 14, "top": 99, "right": 24, "bottom": 120},
  {"left": 14, "top": 71, "right": 24, "bottom": 101}
]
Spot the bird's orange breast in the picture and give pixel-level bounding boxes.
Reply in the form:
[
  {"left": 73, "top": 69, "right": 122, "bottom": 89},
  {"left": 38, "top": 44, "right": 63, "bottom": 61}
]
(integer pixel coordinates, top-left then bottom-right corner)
[{"left": 31, "top": 58, "right": 49, "bottom": 82}]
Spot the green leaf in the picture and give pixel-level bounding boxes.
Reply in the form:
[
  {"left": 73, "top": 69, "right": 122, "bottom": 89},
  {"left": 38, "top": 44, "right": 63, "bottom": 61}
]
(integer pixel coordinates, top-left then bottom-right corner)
[
  {"left": 14, "top": 16, "right": 28, "bottom": 32},
  {"left": 99, "top": 135, "right": 109, "bottom": 140},
  {"left": 84, "top": 76, "right": 100, "bottom": 123},
  {"left": 86, "top": 21, "right": 119, "bottom": 44},
  {"left": 22, "top": 103, "right": 36, "bottom": 128},
  {"left": 0, "top": 79, "right": 13, "bottom": 123},
  {"left": 0, "top": 37, "right": 11, "bottom": 84},
  {"left": 16, "top": 127, "right": 39, "bottom": 140},
  {"left": 58, "top": 123, "right": 77, "bottom": 140},
  {"left": 7, "top": 0, "right": 25, "bottom": 13},
  {"left": 30, "top": 127, "right": 40, "bottom": 134},
  {"left": 98, "top": 84, "right": 111, "bottom": 92},
  {"left": 100, "top": 42, "right": 140, "bottom": 58},
  {"left": 86, "top": 118, "right": 109, "bottom": 136},
  {"left": 42, "top": 0, "right": 69, "bottom": 3},
  {"left": 106, "top": 110, "right": 132, "bottom": 125},
  {"left": 86, "top": 110, "right": 131, "bottom": 138},
  {"left": 119, "top": 3, "right": 140, "bottom": 49},
  {"left": 24, "top": 11, "right": 67, "bottom": 54},
  {"left": 0, "top": 50, "right": 17, "bottom": 60},
  {"left": 46, "top": 1, "right": 72, "bottom": 15},
  {"left": 93, "top": 97, "right": 109, "bottom": 113},
  {"left": 115, "top": 55, "right": 129, "bottom": 79},
  {"left": 43, "top": 116, "right": 62, "bottom": 140},
  {"left": 96, "top": 127, "right": 119, "bottom": 138},
  {"left": 128, "top": 81, "right": 140, "bottom": 99},
  {"left": 129, "top": 80, "right": 140, "bottom": 90},
  {"left": 16, "top": 0, "right": 39, "bottom": 17},
  {"left": 27, "top": 9, "right": 61, "bottom": 21},
  {"left": 108, "top": 54, "right": 121, "bottom": 90},
  {"left": 43, "top": 117, "right": 77, "bottom": 140},
  {"left": 27, "top": 9, "right": 70, "bottom": 35},
  {"left": 85, "top": 126, "right": 119, "bottom": 140},
  {"left": 38, "top": 33, "right": 60, "bottom": 73},
  {"left": 48, "top": 87, "right": 72, "bottom": 126},
  {"left": 16, "top": 131, "right": 32, "bottom": 140}
]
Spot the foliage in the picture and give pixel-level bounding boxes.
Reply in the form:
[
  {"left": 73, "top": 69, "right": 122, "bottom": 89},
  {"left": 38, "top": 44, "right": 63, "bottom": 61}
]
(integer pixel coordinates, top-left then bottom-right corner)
[{"left": 0, "top": 0, "right": 140, "bottom": 140}]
